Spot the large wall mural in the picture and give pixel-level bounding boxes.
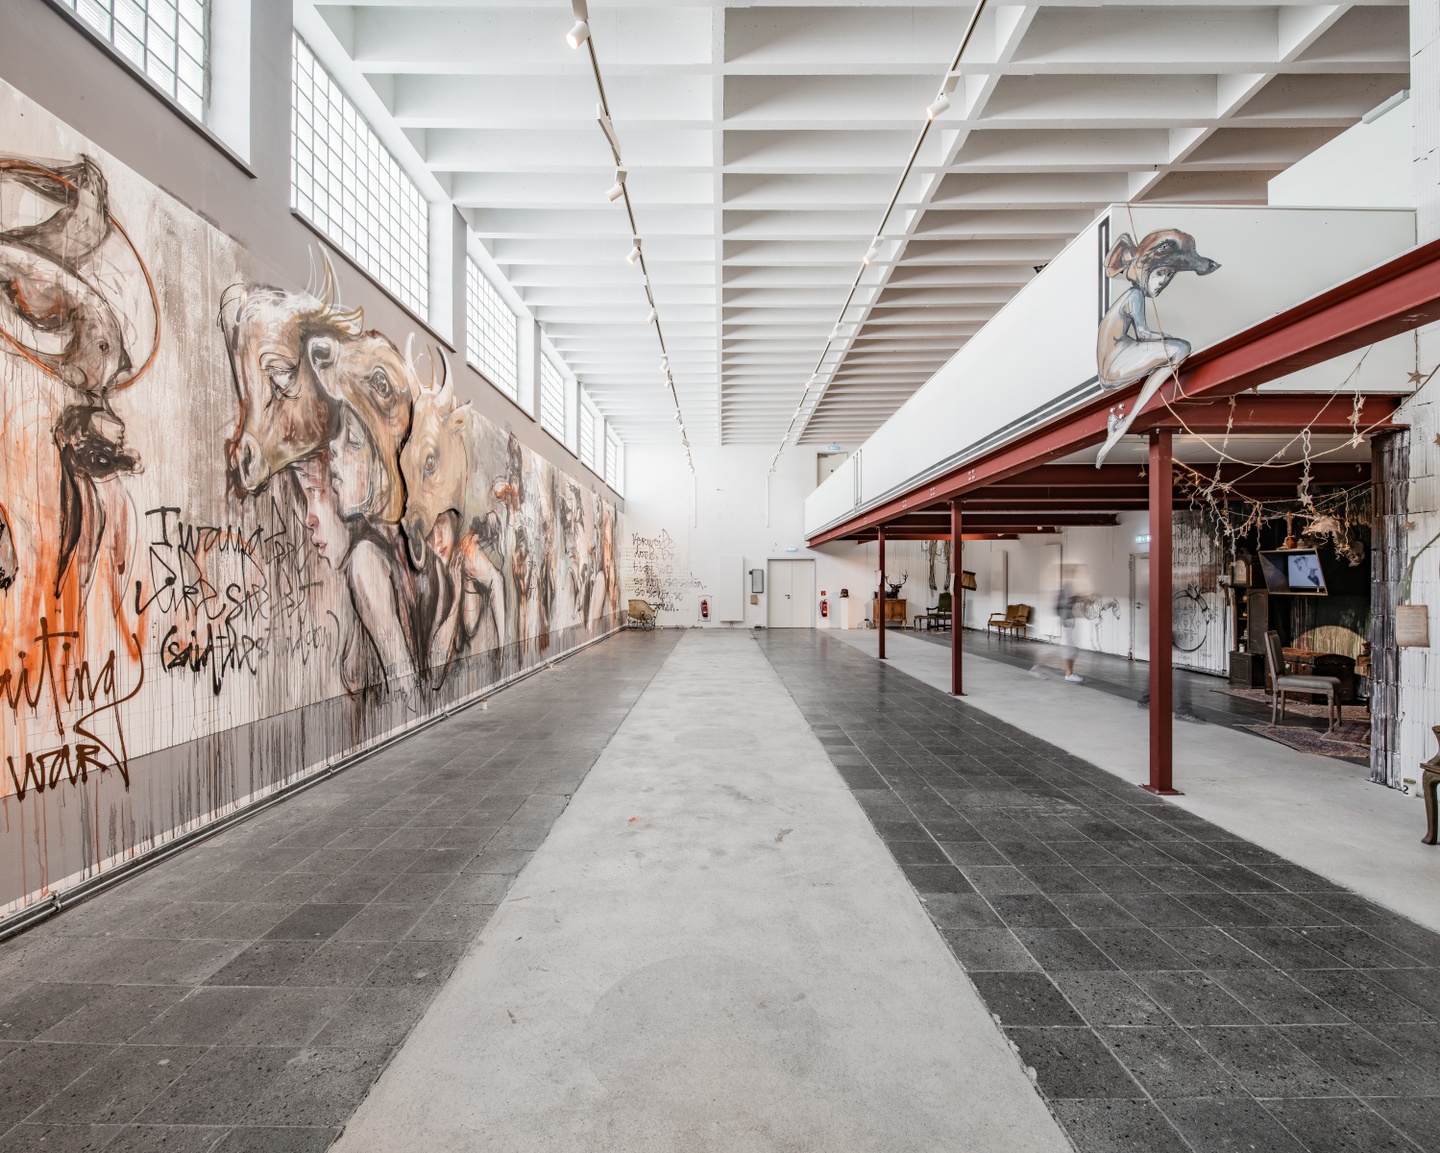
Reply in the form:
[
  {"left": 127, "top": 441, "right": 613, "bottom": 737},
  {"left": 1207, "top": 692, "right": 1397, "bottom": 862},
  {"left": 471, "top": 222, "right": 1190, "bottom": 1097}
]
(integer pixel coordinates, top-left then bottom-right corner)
[{"left": 0, "top": 81, "right": 619, "bottom": 914}]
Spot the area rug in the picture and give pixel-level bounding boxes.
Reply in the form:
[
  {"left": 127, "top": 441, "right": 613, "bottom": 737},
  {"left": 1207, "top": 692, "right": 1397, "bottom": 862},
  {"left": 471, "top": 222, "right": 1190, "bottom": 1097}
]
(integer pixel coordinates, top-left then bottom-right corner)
[
  {"left": 1212, "top": 687, "right": 1369, "bottom": 725},
  {"left": 1240, "top": 723, "right": 1370, "bottom": 762}
]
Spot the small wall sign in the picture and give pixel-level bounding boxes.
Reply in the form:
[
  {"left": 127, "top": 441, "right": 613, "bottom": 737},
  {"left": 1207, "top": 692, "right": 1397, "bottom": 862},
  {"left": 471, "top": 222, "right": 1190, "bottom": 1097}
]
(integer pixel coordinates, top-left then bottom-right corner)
[{"left": 1397, "top": 604, "right": 1431, "bottom": 648}]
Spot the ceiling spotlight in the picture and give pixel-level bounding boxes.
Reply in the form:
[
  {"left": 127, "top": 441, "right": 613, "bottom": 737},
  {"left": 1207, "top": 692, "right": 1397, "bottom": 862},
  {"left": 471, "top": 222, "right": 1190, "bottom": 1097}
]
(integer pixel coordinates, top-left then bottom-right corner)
[
  {"left": 626, "top": 239, "right": 642, "bottom": 265},
  {"left": 864, "top": 241, "right": 881, "bottom": 264},
  {"left": 566, "top": 19, "right": 590, "bottom": 48},
  {"left": 646, "top": 308, "right": 657, "bottom": 325},
  {"left": 926, "top": 91, "right": 951, "bottom": 120},
  {"left": 606, "top": 166, "right": 627, "bottom": 202},
  {"left": 660, "top": 356, "right": 669, "bottom": 372}
]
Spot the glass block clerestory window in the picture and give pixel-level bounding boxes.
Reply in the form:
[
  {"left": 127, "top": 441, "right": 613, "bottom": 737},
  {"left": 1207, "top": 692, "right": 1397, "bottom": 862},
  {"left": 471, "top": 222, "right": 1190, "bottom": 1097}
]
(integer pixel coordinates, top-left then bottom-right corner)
[
  {"left": 539, "top": 355, "right": 566, "bottom": 440},
  {"left": 62, "top": 0, "right": 207, "bottom": 120},
  {"left": 578, "top": 401, "right": 596, "bottom": 470},
  {"left": 291, "top": 35, "right": 428, "bottom": 315},
  {"left": 605, "top": 428, "right": 623, "bottom": 494},
  {"left": 465, "top": 259, "right": 519, "bottom": 400}
]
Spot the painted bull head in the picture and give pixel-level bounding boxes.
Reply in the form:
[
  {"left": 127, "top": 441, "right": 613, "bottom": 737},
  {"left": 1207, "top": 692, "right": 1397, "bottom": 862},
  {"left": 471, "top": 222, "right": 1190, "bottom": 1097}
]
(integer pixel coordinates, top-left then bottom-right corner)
[
  {"left": 222, "top": 283, "right": 357, "bottom": 494},
  {"left": 398, "top": 371, "right": 468, "bottom": 568},
  {"left": 308, "top": 329, "right": 417, "bottom": 524}
]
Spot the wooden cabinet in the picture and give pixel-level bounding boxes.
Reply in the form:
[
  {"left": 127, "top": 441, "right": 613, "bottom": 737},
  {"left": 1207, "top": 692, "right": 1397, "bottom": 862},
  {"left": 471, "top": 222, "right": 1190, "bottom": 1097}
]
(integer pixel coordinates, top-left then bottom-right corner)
[
  {"left": 1228, "top": 562, "right": 1268, "bottom": 687},
  {"left": 873, "top": 597, "right": 907, "bottom": 625}
]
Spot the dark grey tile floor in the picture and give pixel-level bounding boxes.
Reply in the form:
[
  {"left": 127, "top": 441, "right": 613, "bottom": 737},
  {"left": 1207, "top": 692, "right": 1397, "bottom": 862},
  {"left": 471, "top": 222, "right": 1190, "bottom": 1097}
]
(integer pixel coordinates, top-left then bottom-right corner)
[
  {"left": 0, "top": 630, "right": 679, "bottom": 1153},
  {"left": 758, "top": 630, "right": 1440, "bottom": 1153},
  {"left": 912, "top": 626, "right": 1351, "bottom": 741}
]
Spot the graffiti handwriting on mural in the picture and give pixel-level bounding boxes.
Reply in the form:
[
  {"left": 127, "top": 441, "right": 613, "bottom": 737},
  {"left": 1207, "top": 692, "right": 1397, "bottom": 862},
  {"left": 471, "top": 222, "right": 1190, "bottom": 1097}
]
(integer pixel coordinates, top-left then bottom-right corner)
[
  {"left": 135, "top": 502, "right": 330, "bottom": 695},
  {"left": 626, "top": 530, "right": 700, "bottom": 612},
  {"left": 1, "top": 618, "right": 142, "bottom": 799}
]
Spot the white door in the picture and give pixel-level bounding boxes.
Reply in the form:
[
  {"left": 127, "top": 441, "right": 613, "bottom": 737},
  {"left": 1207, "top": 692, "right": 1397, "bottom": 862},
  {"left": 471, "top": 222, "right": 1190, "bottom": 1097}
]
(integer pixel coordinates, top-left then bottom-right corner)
[
  {"left": 768, "top": 560, "right": 815, "bottom": 628},
  {"left": 1131, "top": 554, "right": 1150, "bottom": 662},
  {"left": 790, "top": 560, "right": 815, "bottom": 627},
  {"left": 768, "top": 561, "right": 791, "bottom": 627}
]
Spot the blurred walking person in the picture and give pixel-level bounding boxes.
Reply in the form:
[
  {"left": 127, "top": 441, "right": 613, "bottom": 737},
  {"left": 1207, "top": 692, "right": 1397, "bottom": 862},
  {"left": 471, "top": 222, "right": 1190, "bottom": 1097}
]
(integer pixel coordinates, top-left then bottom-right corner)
[{"left": 1030, "top": 562, "right": 1091, "bottom": 684}]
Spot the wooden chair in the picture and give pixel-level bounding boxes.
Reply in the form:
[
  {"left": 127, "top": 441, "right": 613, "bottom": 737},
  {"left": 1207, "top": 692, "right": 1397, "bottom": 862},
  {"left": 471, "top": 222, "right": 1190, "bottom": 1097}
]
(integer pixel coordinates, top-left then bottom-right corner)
[
  {"left": 988, "top": 604, "right": 1031, "bottom": 638},
  {"left": 626, "top": 599, "right": 658, "bottom": 630},
  {"left": 1263, "top": 630, "right": 1340, "bottom": 731},
  {"left": 986, "top": 604, "right": 1015, "bottom": 635},
  {"left": 926, "top": 591, "right": 953, "bottom": 631}
]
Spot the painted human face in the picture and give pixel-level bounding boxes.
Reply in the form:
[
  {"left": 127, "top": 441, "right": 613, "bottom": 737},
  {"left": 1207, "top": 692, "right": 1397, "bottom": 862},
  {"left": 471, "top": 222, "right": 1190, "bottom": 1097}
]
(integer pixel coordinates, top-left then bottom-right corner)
[
  {"left": 293, "top": 459, "right": 350, "bottom": 566},
  {"left": 428, "top": 513, "right": 455, "bottom": 565},
  {"left": 328, "top": 405, "right": 375, "bottom": 520}
]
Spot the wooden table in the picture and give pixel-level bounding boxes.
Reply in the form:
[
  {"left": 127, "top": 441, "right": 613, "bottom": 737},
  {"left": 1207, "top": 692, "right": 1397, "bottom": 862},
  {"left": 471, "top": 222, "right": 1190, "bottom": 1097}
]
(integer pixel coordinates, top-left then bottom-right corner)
[{"left": 873, "top": 597, "right": 907, "bottom": 626}]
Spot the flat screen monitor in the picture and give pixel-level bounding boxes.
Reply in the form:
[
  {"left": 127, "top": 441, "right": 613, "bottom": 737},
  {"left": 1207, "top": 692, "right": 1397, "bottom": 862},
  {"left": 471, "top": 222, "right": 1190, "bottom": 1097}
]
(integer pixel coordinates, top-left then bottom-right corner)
[
  {"left": 1286, "top": 551, "right": 1325, "bottom": 592},
  {"left": 1258, "top": 549, "right": 1328, "bottom": 595}
]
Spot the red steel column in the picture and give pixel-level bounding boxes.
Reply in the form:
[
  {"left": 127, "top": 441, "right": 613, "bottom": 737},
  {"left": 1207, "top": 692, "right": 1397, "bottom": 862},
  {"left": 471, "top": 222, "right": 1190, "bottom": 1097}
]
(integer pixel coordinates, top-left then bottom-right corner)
[
  {"left": 878, "top": 528, "right": 887, "bottom": 660},
  {"left": 1144, "top": 429, "right": 1181, "bottom": 795},
  {"left": 951, "top": 501, "right": 963, "bottom": 695}
]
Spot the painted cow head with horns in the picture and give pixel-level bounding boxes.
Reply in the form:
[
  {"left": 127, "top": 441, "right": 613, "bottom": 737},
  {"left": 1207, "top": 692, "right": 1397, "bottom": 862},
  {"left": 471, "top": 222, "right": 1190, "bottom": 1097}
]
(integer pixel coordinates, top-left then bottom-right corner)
[{"left": 399, "top": 367, "right": 476, "bottom": 569}]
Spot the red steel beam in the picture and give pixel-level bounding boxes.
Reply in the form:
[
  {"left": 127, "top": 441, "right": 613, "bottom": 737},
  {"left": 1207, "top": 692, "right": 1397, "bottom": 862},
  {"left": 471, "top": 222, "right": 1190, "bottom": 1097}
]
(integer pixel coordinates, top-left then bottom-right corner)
[
  {"left": 850, "top": 528, "right": 1059, "bottom": 541},
  {"left": 1135, "top": 392, "right": 1401, "bottom": 435},
  {"left": 878, "top": 528, "right": 886, "bottom": 660},
  {"left": 975, "top": 460, "right": 1368, "bottom": 491},
  {"left": 807, "top": 240, "right": 1440, "bottom": 547},
  {"left": 940, "top": 493, "right": 1323, "bottom": 509},
  {"left": 882, "top": 512, "right": 1121, "bottom": 527},
  {"left": 951, "top": 500, "right": 963, "bottom": 697},
  {"left": 1144, "top": 430, "right": 1180, "bottom": 796}
]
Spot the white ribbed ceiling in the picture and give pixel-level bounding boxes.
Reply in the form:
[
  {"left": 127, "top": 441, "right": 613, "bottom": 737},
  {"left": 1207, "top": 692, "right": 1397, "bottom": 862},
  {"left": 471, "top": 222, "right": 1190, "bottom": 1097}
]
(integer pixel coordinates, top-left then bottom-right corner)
[{"left": 306, "top": 1, "right": 1411, "bottom": 449}]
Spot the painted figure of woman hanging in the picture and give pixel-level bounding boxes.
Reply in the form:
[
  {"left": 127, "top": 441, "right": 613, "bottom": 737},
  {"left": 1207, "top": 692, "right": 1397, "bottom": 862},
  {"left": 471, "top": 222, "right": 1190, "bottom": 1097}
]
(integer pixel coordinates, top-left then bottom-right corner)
[{"left": 1095, "top": 228, "right": 1219, "bottom": 466}]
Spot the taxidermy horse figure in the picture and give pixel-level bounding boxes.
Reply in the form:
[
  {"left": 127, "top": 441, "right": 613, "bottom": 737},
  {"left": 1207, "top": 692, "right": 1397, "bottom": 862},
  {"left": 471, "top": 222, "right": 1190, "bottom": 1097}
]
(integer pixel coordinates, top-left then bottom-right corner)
[{"left": 1094, "top": 228, "right": 1218, "bottom": 467}]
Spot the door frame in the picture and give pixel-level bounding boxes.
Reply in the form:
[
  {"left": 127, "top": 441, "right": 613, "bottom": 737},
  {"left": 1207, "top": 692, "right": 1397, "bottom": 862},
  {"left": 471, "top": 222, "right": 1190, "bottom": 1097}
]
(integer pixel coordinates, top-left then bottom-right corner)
[
  {"left": 1129, "top": 552, "right": 1149, "bottom": 662},
  {"left": 767, "top": 559, "right": 816, "bottom": 628}
]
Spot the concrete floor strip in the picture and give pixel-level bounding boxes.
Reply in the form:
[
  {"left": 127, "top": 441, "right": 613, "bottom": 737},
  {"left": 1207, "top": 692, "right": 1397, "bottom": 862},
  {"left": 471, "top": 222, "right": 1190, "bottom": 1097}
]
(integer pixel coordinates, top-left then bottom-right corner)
[{"left": 332, "top": 631, "right": 1072, "bottom": 1153}]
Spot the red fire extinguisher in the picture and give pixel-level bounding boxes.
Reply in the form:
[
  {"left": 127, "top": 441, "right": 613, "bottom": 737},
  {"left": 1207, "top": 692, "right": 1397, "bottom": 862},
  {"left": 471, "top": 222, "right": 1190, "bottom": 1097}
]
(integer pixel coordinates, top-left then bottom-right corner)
[
  {"left": 700, "top": 597, "right": 710, "bottom": 620},
  {"left": 820, "top": 591, "right": 829, "bottom": 618}
]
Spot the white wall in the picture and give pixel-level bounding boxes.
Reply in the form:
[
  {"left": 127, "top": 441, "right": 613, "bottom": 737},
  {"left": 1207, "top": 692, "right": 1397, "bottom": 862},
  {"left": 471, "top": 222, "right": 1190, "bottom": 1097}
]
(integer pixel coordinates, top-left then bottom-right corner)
[
  {"left": 1396, "top": 1, "right": 1440, "bottom": 793},
  {"left": 624, "top": 443, "right": 975, "bottom": 631},
  {"left": 1269, "top": 94, "right": 1414, "bottom": 209},
  {"left": 958, "top": 513, "right": 1228, "bottom": 676},
  {"left": 624, "top": 443, "right": 872, "bottom": 630},
  {"left": 626, "top": 437, "right": 1230, "bottom": 683}
]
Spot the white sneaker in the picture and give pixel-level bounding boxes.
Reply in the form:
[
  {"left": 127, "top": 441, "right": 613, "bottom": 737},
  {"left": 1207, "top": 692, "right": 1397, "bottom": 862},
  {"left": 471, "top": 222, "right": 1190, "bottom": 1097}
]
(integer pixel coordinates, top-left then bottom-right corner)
[
  {"left": 1029, "top": 667, "right": 1045, "bottom": 679},
  {"left": 1064, "top": 674, "right": 1084, "bottom": 684}
]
